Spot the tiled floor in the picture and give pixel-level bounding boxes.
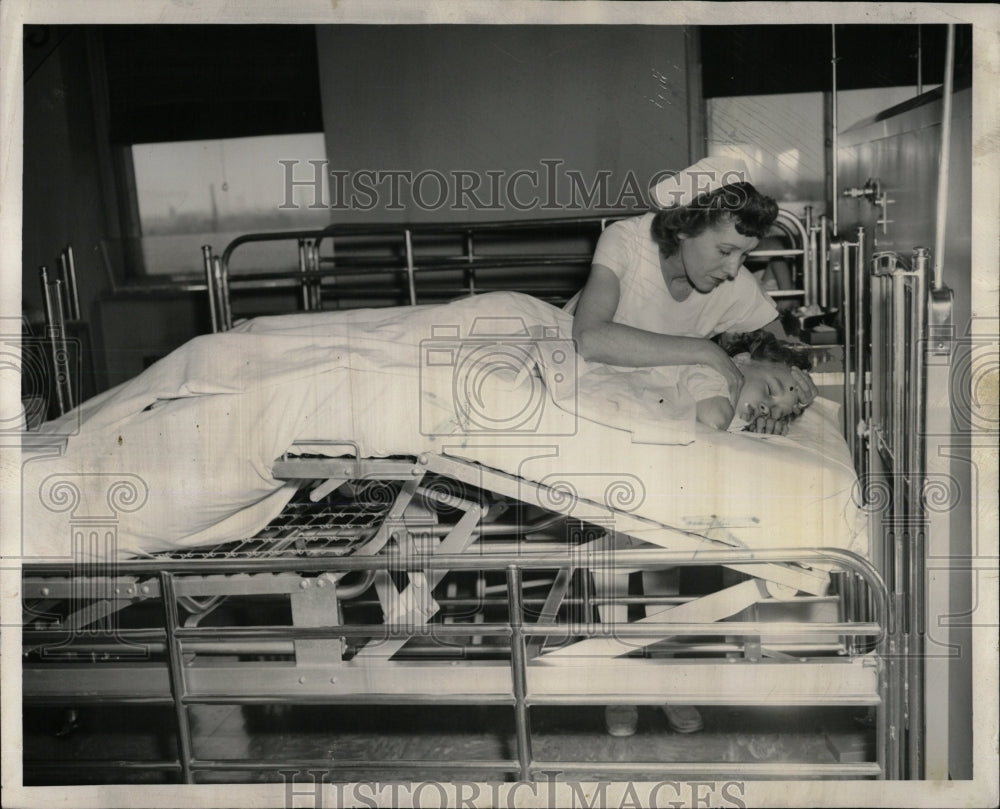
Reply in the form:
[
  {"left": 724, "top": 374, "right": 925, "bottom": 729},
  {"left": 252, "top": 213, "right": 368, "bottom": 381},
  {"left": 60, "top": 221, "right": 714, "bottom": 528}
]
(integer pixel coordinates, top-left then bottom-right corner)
[{"left": 24, "top": 702, "right": 875, "bottom": 784}]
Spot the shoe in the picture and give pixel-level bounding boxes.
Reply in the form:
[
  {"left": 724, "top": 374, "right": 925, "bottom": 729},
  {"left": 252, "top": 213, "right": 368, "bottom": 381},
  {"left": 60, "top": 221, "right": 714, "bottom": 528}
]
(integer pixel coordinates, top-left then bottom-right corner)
[
  {"left": 604, "top": 705, "right": 639, "bottom": 737},
  {"left": 662, "top": 704, "right": 703, "bottom": 733}
]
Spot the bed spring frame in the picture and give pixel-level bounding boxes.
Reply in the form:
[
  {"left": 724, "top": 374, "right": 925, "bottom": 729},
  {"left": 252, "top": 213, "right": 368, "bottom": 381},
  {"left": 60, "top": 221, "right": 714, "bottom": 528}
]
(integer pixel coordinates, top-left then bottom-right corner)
[{"left": 23, "top": 450, "right": 886, "bottom": 782}]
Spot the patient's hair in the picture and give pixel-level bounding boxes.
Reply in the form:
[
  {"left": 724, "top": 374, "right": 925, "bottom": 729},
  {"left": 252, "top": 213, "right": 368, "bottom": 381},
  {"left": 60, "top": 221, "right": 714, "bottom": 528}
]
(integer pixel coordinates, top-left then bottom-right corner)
[
  {"left": 714, "top": 330, "right": 812, "bottom": 370},
  {"left": 650, "top": 182, "right": 779, "bottom": 259}
]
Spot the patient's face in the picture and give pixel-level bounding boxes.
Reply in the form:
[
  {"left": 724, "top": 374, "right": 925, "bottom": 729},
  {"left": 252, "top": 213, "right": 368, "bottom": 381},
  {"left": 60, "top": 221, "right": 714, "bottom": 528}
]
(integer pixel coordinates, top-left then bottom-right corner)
[{"left": 735, "top": 360, "right": 803, "bottom": 422}]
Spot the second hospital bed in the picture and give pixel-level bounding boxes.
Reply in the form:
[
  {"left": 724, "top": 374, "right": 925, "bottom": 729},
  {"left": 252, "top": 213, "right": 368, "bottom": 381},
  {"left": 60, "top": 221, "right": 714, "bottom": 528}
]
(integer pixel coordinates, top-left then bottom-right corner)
[{"left": 20, "top": 291, "right": 886, "bottom": 781}]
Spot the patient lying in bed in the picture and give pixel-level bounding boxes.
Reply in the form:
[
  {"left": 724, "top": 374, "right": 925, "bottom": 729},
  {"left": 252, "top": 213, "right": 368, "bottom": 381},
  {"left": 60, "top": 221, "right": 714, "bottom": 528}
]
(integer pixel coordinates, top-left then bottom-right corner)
[
  {"left": 569, "top": 326, "right": 814, "bottom": 445},
  {"left": 22, "top": 291, "right": 853, "bottom": 561},
  {"left": 697, "top": 330, "right": 813, "bottom": 434}
]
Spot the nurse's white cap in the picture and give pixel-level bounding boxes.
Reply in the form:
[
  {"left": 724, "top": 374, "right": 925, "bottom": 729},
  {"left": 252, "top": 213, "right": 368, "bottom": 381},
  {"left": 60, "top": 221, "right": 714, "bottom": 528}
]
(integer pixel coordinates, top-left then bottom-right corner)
[{"left": 650, "top": 156, "right": 752, "bottom": 210}]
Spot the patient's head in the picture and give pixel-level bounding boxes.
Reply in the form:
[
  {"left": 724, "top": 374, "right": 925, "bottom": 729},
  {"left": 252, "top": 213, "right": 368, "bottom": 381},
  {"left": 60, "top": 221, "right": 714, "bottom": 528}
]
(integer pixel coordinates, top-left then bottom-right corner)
[{"left": 715, "top": 331, "right": 813, "bottom": 424}]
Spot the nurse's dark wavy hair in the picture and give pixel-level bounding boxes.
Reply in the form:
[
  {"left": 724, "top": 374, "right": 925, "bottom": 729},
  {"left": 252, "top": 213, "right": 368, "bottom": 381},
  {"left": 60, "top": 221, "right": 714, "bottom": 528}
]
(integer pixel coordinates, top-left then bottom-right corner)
[
  {"left": 650, "top": 182, "right": 779, "bottom": 259},
  {"left": 714, "top": 329, "right": 812, "bottom": 370}
]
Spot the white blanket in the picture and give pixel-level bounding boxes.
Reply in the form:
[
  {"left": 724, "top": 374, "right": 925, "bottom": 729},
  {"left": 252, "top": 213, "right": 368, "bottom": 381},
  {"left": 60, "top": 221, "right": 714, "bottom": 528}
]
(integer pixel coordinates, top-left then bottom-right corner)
[{"left": 18, "top": 292, "right": 866, "bottom": 559}]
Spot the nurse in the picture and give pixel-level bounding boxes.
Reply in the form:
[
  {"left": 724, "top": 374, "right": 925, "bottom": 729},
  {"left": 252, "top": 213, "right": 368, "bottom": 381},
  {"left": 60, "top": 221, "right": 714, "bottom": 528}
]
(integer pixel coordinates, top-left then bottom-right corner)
[
  {"left": 571, "top": 157, "right": 817, "bottom": 736},
  {"left": 571, "top": 156, "right": 817, "bottom": 430}
]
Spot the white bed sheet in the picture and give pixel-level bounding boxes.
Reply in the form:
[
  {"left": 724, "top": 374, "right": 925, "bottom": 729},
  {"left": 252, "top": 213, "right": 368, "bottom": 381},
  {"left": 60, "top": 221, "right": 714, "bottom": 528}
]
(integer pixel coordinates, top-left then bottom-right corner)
[{"left": 18, "top": 292, "right": 867, "bottom": 560}]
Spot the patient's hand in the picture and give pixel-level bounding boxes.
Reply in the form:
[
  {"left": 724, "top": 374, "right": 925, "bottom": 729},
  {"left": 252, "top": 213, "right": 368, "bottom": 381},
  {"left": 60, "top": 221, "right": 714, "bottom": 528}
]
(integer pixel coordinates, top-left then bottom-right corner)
[
  {"left": 695, "top": 396, "right": 735, "bottom": 431},
  {"left": 745, "top": 414, "right": 791, "bottom": 435}
]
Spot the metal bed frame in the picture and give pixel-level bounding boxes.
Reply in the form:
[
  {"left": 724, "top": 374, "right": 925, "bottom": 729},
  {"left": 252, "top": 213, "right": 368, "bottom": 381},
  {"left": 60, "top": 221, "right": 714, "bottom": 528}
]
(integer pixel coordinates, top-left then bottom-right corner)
[
  {"left": 23, "top": 449, "right": 887, "bottom": 782},
  {"left": 36, "top": 245, "right": 81, "bottom": 418},
  {"left": 21, "top": 207, "right": 952, "bottom": 782},
  {"left": 199, "top": 209, "right": 816, "bottom": 332},
  {"left": 831, "top": 231, "right": 956, "bottom": 779}
]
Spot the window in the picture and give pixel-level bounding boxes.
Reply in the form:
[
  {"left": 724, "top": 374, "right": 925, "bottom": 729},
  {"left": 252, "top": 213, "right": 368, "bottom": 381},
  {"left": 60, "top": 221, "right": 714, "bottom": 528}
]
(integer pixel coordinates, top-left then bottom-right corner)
[
  {"left": 130, "top": 133, "right": 329, "bottom": 275},
  {"left": 93, "top": 24, "right": 327, "bottom": 278}
]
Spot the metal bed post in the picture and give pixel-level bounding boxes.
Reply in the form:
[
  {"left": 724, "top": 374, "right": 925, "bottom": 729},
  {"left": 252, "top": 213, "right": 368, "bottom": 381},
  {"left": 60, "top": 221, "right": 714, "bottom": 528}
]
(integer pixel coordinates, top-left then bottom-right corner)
[
  {"left": 842, "top": 233, "right": 855, "bottom": 461},
  {"left": 308, "top": 240, "right": 323, "bottom": 310},
  {"left": 852, "top": 228, "right": 868, "bottom": 473},
  {"left": 39, "top": 266, "right": 72, "bottom": 416},
  {"left": 297, "top": 238, "right": 311, "bottom": 311},
  {"left": 864, "top": 252, "right": 889, "bottom": 779},
  {"left": 506, "top": 564, "right": 533, "bottom": 781},
  {"left": 59, "top": 246, "right": 82, "bottom": 321},
  {"left": 323, "top": 236, "right": 339, "bottom": 309},
  {"left": 160, "top": 571, "right": 195, "bottom": 784},
  {"left": 924, "top": 278, "right": 956, "bottom": 781},
  {"left": 771, "top": 209, "right": 813, "bottom": 305},
  {"left": 804, "top": 206, "right": 815, "bottom": 307},
  {"left": 868, "top": 251, "right": 901, "bottom": 778},
  {"left": 875, "top": 613, "right": 890, "bottom": 779},
  {"left": 818, "top": 215, "right": 830, "bottom": 311},
  {"left": 464, "top": 231, "right": 477, "bottom": 296},
  {"left": 842, "top": 572, "right": 857, "bottom": 657},
  {"left": 907, "top": 246, "right": 930, "bottom": 779},
  {"left": 212, "top": 256, "right": 233, "bottom": 331},
  {"left": 201, "top": 246, "right": 219, "bottom": 333},
  {"left": 855, "top": 227, "right": 869, "bottom": 480},
  {"left": 891, "top": 256, "right": 912, "bottom": 780},
  {"left": 404, "top": 229, "right": 418, "bottom": 305}
]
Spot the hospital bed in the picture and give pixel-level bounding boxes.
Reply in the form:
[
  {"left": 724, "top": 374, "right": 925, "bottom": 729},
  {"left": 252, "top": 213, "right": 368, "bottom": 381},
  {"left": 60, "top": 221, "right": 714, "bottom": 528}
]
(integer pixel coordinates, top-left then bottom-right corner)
[
  {"left": 19, "top": 184, "right": 951, "bottom": 783},
  {"left": 19, "top": 274, "right": 885, "bottom": 785}
]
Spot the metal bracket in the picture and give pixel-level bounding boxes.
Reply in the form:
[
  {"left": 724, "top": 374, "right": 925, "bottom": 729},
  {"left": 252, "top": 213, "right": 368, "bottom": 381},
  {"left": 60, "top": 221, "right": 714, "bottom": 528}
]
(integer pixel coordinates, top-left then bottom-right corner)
[
  {"left": 928, "top": 285, "right": 954, "bottom": 359},
  {"left": 290, "top": 576, "right": 344, "bottom": 665},
  {"left": 871, "top": 251, "right": 899, "bottom": 277}
]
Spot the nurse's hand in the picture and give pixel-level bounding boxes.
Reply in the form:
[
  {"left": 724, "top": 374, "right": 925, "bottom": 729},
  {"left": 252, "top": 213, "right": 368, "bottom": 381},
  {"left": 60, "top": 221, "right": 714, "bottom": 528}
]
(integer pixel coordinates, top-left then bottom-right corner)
[
  {"left": 791, "top": 367, "right": 818, "bottom": 409},
  {"left": 705, "top": 344, "right": 745, "bottom": 405}
]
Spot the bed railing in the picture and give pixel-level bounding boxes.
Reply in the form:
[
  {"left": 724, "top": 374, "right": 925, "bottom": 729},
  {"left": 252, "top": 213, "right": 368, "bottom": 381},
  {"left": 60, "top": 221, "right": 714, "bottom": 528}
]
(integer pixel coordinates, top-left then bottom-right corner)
[
  {"left": 23, "top": 447, "right": 888, "bottom": 782},
  {"left": 844, "top": 233, "right": 956, "bottom": 780},
  {"left": 23, "top": 540, "right": 887, "bottom": 783},
  {"left": 200, "top": 209, "right": 817, "bottom": 332}
]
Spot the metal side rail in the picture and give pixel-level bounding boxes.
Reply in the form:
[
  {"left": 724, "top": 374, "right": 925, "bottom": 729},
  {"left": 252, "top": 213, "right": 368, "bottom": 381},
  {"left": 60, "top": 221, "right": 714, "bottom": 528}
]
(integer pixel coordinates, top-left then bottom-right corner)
[{"left": 23, "top": 455, "right": 888, "bottom": 782}]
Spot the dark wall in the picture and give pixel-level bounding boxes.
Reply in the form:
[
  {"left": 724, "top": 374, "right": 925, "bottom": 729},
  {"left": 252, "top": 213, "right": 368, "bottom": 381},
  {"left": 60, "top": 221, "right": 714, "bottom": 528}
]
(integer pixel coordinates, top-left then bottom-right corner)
[
  {"left": 317, "top": 25, "right": 695, "bottom": 223},
  {"left": 702, "top": 24, "right": 973, "bottom": 98},
  {"left": 22, "top": 27, "right": 112, "bottom": 398},
  {"left": 21, "top": 28, "right": 207, "bottom": 395}
]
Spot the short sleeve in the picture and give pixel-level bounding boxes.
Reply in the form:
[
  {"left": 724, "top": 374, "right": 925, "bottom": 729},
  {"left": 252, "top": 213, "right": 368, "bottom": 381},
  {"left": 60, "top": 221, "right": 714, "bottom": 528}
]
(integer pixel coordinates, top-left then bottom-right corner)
[
  {"left": 679, "top": 365, "right": 729, "bottom": 402},
  {"left": 711, "top": 269, "right": 778, "bottom": 335},
  {"left": 591, "top": 219, "right": 634, "bottom": 282}
]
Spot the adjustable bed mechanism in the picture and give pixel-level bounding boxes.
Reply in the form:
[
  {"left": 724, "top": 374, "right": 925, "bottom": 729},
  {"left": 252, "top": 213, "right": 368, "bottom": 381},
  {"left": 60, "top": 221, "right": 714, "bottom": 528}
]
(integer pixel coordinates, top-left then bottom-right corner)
[
  {"left": 19, "top": 228, "right": 951, "bottom": 783},
  {"left": 23, "top": 449, "right": 887, "bottom": 782}
]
